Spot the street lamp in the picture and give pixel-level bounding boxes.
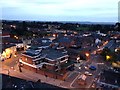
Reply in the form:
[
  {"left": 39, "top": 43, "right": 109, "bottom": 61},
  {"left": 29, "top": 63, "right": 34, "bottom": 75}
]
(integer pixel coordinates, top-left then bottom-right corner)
[
  {"left": 53, "top": 34, "right": 56, "bottom": 37},
  {"left": 77, "top": 57, "right": 80, "bottom": 60},
  {"left": 77, "top": 57, "right": 80, "bottom": 63},
  {"left": 106, "top": 55, "right": 111, "bottom": 60},
  {"left": 14, "top": 35, "right": 19, "bottom": 39},
  {"left": 115, "top": 49, "right": 118, "bottom": 52},
  {"left": 85, "top": 53, "right": 90, "bottom": 57}
]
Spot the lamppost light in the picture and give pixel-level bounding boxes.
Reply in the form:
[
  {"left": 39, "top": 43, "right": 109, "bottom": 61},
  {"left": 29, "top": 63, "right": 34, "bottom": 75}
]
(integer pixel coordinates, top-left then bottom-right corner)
[{"left": 85, "top": 53, "right": 89, "bottom": 57}]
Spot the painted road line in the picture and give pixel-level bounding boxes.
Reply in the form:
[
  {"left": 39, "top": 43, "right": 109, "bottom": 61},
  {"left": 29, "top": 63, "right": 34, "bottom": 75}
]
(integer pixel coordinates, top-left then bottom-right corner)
[
  {"left": 87, "top": 78, "right": 94, "bottom": 88},
  {"left": 70, "top": 72, "right": 80, "bottom": 88}
]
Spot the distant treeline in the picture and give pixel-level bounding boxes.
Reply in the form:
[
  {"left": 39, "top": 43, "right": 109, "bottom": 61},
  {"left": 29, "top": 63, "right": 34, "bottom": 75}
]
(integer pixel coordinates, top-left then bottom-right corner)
[{"left": 2, "top": 20, "right": 120, "bottom": 37}]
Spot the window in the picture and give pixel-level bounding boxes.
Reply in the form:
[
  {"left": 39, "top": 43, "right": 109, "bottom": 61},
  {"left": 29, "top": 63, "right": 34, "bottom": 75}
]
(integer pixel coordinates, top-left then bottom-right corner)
[
  {"left": 42, "top": 64, "right": 46, "bottom": 68},
  {"left": 61, "top": 57, "right": 66, "bottom": 60},
  {"left": 35, "top": 61, "right": 40, "bottom": 65},
  {"left": 44, "top": 59, "right": 48, "bottom": 63}
]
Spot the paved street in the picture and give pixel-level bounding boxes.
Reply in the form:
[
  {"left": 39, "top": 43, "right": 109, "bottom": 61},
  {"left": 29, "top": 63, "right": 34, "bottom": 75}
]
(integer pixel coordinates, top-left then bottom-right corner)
[
  {"left": 2, "top": 52, "right": 21, "bottom": 68},
  {"left": 0, "top": 48, "right": 103, "bottom": 89},
  {"left": 70, "top": 40, "right": 113, "bottom": 88},
  {"left": 1, "top": 40, "right": 116, "bottom": 89}
]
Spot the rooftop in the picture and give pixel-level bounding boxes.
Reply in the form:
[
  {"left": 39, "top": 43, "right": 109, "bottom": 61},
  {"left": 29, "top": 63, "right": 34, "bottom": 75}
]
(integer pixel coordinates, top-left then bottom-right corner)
[
  {"left": 2, "top": 37, "right": 22, "bottom": 44},
  {"left": 42, "top": 48, "right": 68, "bottom": 60},
  {"left": 22, "top": 47, "right": 68, "bottom": 61},
  {"left": 32, "top": 38, "right": 52, "bottom": 47},
  {"left": 2, "top": 74, "right": 67, "bottom": 89},
  {"left": 23, "top": 50, "right": 41, "bottom": 57},
  {"left": 53, "top": 36, "right": 74, "bottom": 43},
  {"left": 99, "top": 70, "right": 120, "bottom": 87}
]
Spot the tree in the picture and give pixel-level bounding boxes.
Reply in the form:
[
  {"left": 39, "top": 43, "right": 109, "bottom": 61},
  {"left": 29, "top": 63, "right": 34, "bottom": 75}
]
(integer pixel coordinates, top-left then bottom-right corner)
[{"left": 114, "top": 22, "right": 120, "bottom": 31}]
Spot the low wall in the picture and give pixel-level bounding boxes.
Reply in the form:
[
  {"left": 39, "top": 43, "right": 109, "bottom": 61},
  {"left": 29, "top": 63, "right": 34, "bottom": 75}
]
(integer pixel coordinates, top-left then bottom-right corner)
[{"left": 22, "top": 64, "right": 68, "bottom": 80}]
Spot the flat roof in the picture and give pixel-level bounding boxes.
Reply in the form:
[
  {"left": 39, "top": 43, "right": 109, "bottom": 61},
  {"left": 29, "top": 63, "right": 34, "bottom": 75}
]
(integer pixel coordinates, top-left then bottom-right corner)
[
  {"left": 22, "top": 49, "right": 41, "bottom": 57},
  {"left": 22, "top": 46, "right": 68, "bottom": 61},
  {"left": 42, "top": 48, "right": 68, "bottom": 60},
  {"left": 32, "top": 38, "right": 52, "bottom": 46}
]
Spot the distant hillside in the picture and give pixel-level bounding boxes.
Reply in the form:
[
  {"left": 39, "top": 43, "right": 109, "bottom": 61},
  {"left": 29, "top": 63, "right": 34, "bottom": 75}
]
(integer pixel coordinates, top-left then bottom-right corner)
[{"left": 59, "top": 21, "right": 115, "bottom": 25}]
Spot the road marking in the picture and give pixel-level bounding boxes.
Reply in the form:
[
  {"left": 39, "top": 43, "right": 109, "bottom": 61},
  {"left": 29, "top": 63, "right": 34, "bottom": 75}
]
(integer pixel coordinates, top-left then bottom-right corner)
[
  {"left": 70, "top": 72, "right": 80, "bottom": 88},
  {"left": 67, "top": 71, "right": 75, "bottom": 78},
  {"left": 87, "top": 78, "right": 94, "bottom": 88}
]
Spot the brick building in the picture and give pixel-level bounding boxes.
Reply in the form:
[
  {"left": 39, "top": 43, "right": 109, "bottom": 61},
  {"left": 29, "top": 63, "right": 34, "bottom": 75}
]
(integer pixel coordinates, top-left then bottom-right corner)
[{"left": 19, "top": 46, "right": 74, "bottom": 80}]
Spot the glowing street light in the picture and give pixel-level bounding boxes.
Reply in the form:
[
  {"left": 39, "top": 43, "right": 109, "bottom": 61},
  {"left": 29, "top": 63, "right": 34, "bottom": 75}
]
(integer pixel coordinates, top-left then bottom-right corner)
[
  {"left": 115, "top": 49, "right": 118, "bottom": 52},
  {"left": 77, "top": 57, "right": 80, "bottom": 60},
  {"left": 10, "top": 25, "right": 13, "bottom": 27},
  {"left": 53, "top": 34, "right": 56, "bottom": 37},
  {"left": 14, "top": 54, "right": 17, "bottom": 57},
  {"left": 106, "top": 55, "right": 111, "bottom": 60},
  {"left": 14, "top": 35, "right": 19, "bottom": 39},
  {"left": 13, "top": 25, "right": 16, "bottom": 28},
  {"left": 64, "top": 34, "right": 67, "bottom": 36},
  {"left": 14, "top": 35, "right": 16, "bottom": 37},
  {"left": 85, "top": 53, "right": 90, "bottom": 57}
]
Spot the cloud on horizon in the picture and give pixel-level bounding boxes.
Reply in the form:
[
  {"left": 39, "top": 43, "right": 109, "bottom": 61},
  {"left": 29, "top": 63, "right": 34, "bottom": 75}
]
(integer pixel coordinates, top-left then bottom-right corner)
[{"left": 0, "top": 0, "right": 119, "bottom": 22}]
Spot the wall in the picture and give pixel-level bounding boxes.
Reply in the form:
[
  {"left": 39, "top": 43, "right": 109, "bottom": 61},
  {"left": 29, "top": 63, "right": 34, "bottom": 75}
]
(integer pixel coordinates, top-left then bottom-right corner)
[
  {"left": 21, "top": 55, "right": 33, "bottom": 64},
  {"left": 21, "top": 64, "right": 68, "bottom": 80}
]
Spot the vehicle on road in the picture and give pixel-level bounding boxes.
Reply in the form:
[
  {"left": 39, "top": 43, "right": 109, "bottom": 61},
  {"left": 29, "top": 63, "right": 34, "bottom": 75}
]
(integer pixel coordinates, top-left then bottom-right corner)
[
  {"left": 89, "top": 65, "right": 96, "bottom": 70},
  {"left": 84, "top": 71, "right": 92, "bottom": 76},
  {"left": 84, "top": 66, "right": 89, "bottom": 70}
]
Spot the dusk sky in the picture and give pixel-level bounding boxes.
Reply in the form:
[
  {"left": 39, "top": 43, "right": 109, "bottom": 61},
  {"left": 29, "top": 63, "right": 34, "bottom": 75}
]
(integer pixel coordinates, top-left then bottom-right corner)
[{"left": 0, "top": 0, "right": 119, "bottom": 22}]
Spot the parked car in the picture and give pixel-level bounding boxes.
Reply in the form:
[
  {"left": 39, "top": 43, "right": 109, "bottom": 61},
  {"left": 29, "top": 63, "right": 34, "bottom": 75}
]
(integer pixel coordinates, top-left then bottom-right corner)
[
  {"left": 89, "top": 65, "right": 96, "bottom": 70},
  {"left": 85, "top": 71, "right": 92, "bottom": 76},
  {"left": 84, "top": 66, "right": 89, "bottom": 70}
]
